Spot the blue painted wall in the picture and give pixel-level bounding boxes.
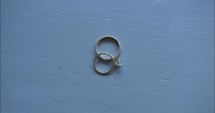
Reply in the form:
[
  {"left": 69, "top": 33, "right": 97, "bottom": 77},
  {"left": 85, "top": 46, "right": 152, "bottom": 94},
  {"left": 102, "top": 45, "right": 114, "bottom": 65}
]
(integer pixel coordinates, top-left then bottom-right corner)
[{"left": 1, "top": 0, "right": 214, "bottom": 113}]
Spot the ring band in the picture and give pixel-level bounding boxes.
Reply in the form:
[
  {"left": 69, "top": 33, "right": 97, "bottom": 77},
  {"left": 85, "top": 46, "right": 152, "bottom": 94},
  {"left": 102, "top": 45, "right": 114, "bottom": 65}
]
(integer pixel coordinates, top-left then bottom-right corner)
[
  {"left": 96, "top": 36, "right": 121, "bottom": 61},
  {"left": 93, "top": 52, "right": 116, "bottom": 75}
]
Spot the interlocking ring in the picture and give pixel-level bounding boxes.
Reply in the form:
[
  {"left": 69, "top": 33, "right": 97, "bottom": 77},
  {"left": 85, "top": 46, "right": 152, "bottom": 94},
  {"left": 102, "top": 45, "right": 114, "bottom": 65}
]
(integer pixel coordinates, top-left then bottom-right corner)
[
  {"left": 93, "top": 53, "right": 116, "bottom": 75},
  {"left": 93, "top": 35, "right": 121, "bottom": 75},
  {"left": 96, "top": 36, "right": 121, "bottom": 62}
]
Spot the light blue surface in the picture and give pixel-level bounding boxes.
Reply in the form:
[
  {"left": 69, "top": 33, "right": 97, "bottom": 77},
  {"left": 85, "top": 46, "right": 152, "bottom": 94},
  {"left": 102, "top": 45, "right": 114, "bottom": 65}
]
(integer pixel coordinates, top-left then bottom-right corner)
[{"left": 1, "top": 0, "right": 214, "bottom": 113}]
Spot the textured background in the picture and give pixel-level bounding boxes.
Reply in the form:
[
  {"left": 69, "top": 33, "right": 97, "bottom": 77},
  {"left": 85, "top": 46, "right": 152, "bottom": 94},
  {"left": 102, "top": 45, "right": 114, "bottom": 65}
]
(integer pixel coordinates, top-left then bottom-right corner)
[{"left": 1, "top": 0, "right": 214, "bottom": 113}]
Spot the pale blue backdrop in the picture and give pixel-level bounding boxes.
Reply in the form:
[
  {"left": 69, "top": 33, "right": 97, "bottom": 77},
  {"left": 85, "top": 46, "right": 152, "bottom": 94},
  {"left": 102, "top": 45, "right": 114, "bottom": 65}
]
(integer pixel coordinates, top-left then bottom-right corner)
[{"left": 1, "top": 0, "right": 214, "bottom": 113}]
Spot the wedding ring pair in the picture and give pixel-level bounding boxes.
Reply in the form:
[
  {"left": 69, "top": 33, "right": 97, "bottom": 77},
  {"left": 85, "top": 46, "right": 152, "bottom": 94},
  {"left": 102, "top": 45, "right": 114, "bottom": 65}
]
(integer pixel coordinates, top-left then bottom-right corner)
[{"left": 93, "top": 36, "right": 121, "bottom": 75}]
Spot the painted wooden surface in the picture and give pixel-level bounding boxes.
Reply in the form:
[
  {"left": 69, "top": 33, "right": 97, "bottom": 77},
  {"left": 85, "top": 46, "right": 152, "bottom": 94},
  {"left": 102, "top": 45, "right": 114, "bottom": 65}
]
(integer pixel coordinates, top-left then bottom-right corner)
[{"left": 1, "top": 0, "right": 214, "bottom": 113}]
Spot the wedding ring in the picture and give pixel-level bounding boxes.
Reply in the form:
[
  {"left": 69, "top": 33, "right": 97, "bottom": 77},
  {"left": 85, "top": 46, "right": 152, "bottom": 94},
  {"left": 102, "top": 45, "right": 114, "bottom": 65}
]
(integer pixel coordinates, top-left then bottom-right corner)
[
  {"left": 96, "top": 35, "right": 121, "bottom": 61},
  {"left": 93, "top": 52, "right": 116, "bottom": 75}
]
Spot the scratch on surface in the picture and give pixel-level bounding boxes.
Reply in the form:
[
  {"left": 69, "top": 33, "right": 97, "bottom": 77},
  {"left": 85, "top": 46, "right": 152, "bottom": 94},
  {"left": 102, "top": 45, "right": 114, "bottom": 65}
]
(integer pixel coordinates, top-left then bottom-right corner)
[
  {"left": 161, "top": 77, "right": 170, "bottom": 82},
  {"left": 51, "top": 96, "right": 60, "bottom": 102},
  {"left": 2, "top": 52, "right": 47, "bottom": 60},
  {"left": 113, "top": 85, "right": 123, "bottom": 89}
]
